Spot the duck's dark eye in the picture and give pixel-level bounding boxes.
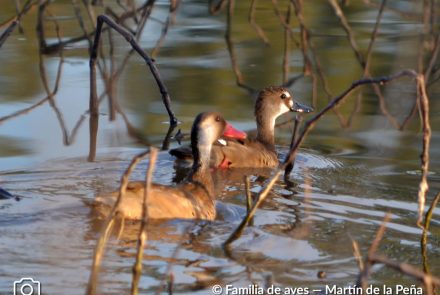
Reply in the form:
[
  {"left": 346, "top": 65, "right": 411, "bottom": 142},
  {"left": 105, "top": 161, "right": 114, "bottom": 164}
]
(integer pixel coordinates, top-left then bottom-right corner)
[
  {"left": 215, "top": 116, "right": 221, "bottom": 122},
  {"left": 280, "top": 93, "right": 287, "bottom": 99}
]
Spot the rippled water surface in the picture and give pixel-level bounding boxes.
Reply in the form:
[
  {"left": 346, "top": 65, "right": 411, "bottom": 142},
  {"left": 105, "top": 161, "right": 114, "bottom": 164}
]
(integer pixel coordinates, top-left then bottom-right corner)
[{"left": 1, "top": 1, "right": 439, "bottom": 294}]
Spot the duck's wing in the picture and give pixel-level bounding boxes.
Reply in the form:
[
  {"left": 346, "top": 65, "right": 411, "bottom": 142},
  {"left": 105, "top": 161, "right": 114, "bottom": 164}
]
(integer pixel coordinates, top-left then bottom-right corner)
[
  {"left": 94, "top": 181, "right": 145, "bottom": 217},
  {"left": 148, "top": 183, "right": 215, "bottom": 220},
  {"left": 213, "top": 139, "right": 279, "bottom": 168}
]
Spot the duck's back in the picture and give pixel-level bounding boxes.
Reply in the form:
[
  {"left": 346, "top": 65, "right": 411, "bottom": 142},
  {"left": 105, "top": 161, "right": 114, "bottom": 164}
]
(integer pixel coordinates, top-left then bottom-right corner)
[
  {"left": 95, "top": 181, "right": 216, "bottom": 220},
  {"left": 170, "top": 139, "right": 279, "bottom": 168}
]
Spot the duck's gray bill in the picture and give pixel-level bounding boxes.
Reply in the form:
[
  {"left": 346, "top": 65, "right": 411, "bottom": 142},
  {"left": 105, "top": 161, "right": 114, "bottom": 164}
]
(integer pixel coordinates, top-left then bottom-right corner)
[{"left": 291, "top": 101, "right": 314, "bottom": 113}]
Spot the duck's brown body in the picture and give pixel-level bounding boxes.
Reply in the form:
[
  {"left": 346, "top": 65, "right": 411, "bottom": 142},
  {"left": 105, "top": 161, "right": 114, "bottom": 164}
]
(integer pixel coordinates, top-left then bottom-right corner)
[
  {"left": 95, "top": 112, "right": 237, "bottom": 221},
  {"left": 170, "top": 86, "right": 312, "bottom": 168},
  {"left": 96, "top": 179, "right": 215, "bottom": 220}
]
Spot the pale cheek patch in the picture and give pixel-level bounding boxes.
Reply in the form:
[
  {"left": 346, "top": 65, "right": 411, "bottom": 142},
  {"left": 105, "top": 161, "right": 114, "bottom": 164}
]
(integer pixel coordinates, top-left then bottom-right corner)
[
  {"left": 279, "top": 102, "right": 291, "bottom": 115},
  {"left": 217, "top": 139, "right": 227, "bottom": 146},
  {"left": 280, "top": 91, "right": 293, "bottom": 114}
]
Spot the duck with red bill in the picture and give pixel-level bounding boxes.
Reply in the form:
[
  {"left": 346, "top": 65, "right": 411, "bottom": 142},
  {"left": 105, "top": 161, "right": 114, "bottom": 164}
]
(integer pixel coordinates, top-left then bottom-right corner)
[
  {"left": 222, "top": 122, "right": 247, "bottom": 140},
  {"left": 170, "top": 86, "right": 313, "bottom": 168}
]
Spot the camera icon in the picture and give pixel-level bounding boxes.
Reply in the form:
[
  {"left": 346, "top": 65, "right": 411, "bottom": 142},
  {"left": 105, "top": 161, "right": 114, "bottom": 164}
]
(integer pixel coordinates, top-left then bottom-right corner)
[{"left": 13, "top": 278, "right": 41, "bottom": 295}]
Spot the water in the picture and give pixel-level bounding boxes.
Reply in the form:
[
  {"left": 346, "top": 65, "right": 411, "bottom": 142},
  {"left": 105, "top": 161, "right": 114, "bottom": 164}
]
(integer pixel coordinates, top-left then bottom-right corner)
[{"left": 1, "top": 1, "right": 439, "bottom": 294}]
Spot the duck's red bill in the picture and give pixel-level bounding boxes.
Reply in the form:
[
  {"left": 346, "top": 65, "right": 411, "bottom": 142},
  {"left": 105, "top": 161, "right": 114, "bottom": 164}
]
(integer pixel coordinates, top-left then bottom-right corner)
[{"left": 223, "top": 123, "right": 247, "bottom": 139}]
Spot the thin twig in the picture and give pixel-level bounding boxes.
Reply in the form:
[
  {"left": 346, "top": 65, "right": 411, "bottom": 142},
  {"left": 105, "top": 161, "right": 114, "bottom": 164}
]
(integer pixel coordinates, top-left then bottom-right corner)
[
  {"left": 107, "top": 28, "right": 117, "bottom": 121},
  {"left": 151, "top": 0, "right": 180, "bottom": 57},
  {"left": 209, "top": 0, "right": 228, "bottom": 15},
  {"left": 244, "top": 176, "right": 252, "bottom": 214},
  {"left": 72, "top": 0, "right": 93, "bottom": 49},
  {"left": 346, "top": 92, "right": 363, "bottom": 127},
  {"left": 225, "top": 0, "right": 254, "bottom": 93},
  {"left": 368, "top": 254, "right": 440, "bottom": 286},
  {"left": 0, "top": 0, "right": 35, "bottom": 48},
  {"left": 327, "top": 0, "right": 364, "bottom": 67},
  {"left": 87, "top": 150, "right": 151, "bottom": 295},
  {"left": 400, "top": 98, "right": 420, "bottom": 131},
  {"left": 364, "top": 0, "right": 417, "bottom": 130},
  {"left": 291, "top": 0, "right": 312, "bottom": 75},
  {"left": 224, "top": 169, "right": 283, "bottom": 247},
  {"left": 364, "top": 0, "right": 386, "bottom": 72},
  {"left": 0, "top": 96, "right": 49, "bottom": 124},
  {"left": 351, "top": 238, "right": 364, "bottom": 272},
  {"left": 271, "top": 0, "right": 298, "bottom": 41},
  {"left": 362, "top": 0, "right": 418, "bottom": 20},
  {"left": 358, "top": 213, "right": 391, "bottom": 290},
  {"left": 161, "top": 124, "right": 178, "bottom": 151},
  {"left": 421, "top": 192, "right": 440, "bottom": 273},
  {"left": 82, "top": 0, "right": 97, "bottom": 28},
  {"left": 37, "top": 7, "right": 70, "bottom": 145},
  {"left": 281, "top": 73, "right": 304, "bottom": 88},
  {"left": 424, "top": 32, "right": 440, "bottom": 82},
  {"left": 248, "top": 0, "right": 270, "bottom": 45},
  {"left": 167, "top": 272, "right": 174, "bottom": 295},
  {"left": 346, "top": 0, "right": 401, "bottom": 129},
  {"left": 14, "top": 0, "right": 24, "bottom": 33},
  {"left": 284, "top": 115, "right": 302, "bottom": 180},
  {"left": 282, "top": 2, "right": 292, "bottom": 84},
  {"left": 416, "top": 75, "right": 431, "bottom": 227},
  {"left": 131, "top": 148, "right": 158, "bottom": 295},
  {"left": 345, "top": 0, "right": 387, "bottom": 128}
]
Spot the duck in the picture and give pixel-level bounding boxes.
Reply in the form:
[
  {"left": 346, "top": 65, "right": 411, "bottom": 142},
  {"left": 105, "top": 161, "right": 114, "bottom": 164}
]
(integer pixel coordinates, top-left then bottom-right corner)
[
  {"left": 95, "top": 112, "right": 243, "bottom": 220},
  {"left": 169, "top": 86, "right": 313, "bottom": 168}
]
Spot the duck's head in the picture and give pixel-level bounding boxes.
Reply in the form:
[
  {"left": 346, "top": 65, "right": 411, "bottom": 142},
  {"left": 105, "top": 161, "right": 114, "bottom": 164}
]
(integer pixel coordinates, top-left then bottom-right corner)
[
  {"left": 255, "top": 86, "right": 313, "bottom": 121},
  {"left": 191, "top": 112, "right": 226, "bottom": 147},
  {"left": 190, "top": 112, "right": 244, "bottom": 168}
]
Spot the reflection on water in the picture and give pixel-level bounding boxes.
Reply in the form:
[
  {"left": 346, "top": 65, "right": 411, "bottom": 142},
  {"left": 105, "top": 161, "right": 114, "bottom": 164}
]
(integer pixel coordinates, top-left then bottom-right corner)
[
  {"left": 0, "top": 0, "right": 439, "bottom": 294},
  {"left": 1, "top": 147, "right": 438, "bottom": 293}
]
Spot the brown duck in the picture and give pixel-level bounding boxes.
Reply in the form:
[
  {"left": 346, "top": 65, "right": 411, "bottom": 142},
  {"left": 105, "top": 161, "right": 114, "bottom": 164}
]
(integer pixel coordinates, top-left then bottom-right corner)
[
  {"left": 95, "top": 112, "right": 243, "bottom": 220},
  {"left": 170, "top": 86, "right": 313, "bottom": 168}
]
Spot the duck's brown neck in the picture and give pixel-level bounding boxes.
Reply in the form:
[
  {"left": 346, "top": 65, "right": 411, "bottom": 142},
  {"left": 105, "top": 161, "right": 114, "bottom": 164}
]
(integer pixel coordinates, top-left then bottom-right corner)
[{"left": 256, "top": 114, "right": 276, "bottom": 148}]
